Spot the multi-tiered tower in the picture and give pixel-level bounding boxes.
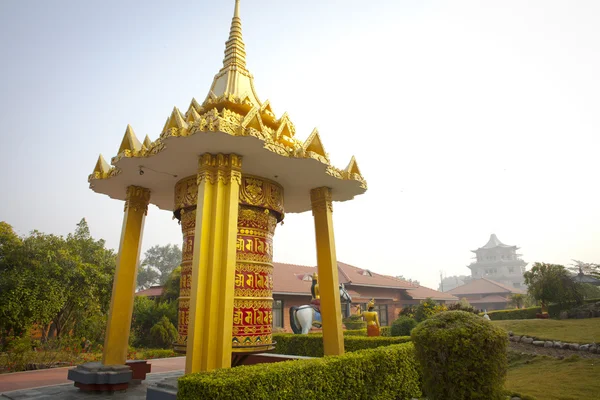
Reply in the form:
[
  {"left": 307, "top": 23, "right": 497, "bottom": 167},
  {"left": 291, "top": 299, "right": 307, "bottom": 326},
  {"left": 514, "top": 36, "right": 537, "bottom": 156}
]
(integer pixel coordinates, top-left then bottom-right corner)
[{"left": 468, "top": 234, "right": 527, "bottom": 289}]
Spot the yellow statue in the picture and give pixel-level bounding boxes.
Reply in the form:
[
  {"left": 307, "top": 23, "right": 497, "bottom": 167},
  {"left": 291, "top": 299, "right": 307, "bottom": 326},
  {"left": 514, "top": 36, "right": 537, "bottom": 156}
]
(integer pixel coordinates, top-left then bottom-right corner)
[
  {"left": 311, "top": 272, "right": 320, "bottom": 300},
  {"left": 356, "top": 299, "right": 380, "bottom": 337}
]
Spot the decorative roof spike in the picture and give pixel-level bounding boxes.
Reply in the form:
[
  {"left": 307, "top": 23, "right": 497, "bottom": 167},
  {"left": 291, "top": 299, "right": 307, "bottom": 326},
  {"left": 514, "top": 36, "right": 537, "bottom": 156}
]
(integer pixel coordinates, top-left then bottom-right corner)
[
  {"left": 345, "top": 156, "right": 362, "bottom": 177},
  {"left": 118, "top": 124, "right": 143, "bottom": 154},
  {"left": 274, "top": 113, "right": 295, "bottom": 141},
  {"left": 186, "top": 106, "right": 201, "bottom": 124},
  {"left": 93, "top": 154, "right": 111, "bottom": 175},
  {"left": 222, "top": 0, "right": 247, "bottom": 71},
  {"left": 189, "top": 97, "right": 202, "bottom": 113},
  {"left": 142, "top": 135, "right": 152, "bottom": 149},
  {"left": 241, "top": 106, "right": 264, "bottom": 132},
  {"left": 303, "top": 128, "right": 329, "bottom": 161},
  {"left": 163, "top": 107, "right": 189, "bottom": 132}
]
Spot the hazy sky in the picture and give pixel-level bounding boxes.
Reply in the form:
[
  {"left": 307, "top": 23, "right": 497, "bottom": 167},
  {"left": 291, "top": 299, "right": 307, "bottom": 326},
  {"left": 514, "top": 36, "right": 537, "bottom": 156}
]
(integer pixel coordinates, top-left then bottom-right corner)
[{"left": 1, "top": 0, "right": 599, "bottom": 290}]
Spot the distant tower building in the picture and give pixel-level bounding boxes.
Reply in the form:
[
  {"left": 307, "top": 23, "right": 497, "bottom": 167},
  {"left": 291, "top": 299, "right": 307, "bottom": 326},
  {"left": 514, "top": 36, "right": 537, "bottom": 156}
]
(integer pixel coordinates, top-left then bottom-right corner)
[{"left": 468, "top": 234, "right": 527, "bottom": 289}]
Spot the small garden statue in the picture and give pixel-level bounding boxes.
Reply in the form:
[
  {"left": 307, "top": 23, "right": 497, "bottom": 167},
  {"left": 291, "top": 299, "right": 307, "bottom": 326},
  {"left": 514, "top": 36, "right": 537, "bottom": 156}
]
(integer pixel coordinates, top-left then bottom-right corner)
[
  {"left": 356, "top": 299, "right": 380, "bottom": 336},
  {"left": 483, "top": 309, "right": 491, "bottom": 320}
]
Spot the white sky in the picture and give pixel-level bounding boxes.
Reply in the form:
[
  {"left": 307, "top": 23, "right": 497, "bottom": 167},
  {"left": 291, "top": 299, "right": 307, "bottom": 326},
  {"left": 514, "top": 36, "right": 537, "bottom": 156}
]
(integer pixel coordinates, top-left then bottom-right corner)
[{"left": 1, "top": 0, "right": 599, "bottom": 290}]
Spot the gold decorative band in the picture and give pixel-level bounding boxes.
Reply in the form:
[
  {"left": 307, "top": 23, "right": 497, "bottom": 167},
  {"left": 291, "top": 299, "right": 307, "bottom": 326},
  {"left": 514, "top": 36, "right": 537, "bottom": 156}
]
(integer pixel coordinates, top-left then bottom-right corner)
[
  {"left": 174, "top": 172, "right": 285, "bottom": 221},
  {"left": 310, "top": 186, "right": 333, "bottom": 215},
  {"left": 239, "top": 175, "right": 284, "bottom": 221},
  {"left": 124, "top": 186, "right": 151, "bottom": 215}
]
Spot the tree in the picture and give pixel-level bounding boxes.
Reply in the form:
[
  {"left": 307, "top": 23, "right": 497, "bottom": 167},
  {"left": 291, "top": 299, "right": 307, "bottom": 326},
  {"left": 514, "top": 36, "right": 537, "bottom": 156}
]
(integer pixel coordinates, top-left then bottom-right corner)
[
  {"left": 137, "top": 244, "right": 182, "bottom": 289},
  {"left": 524, "top": 262, "right": 583, "bottom": 311},
  {"left": 569, "top": 260, "right": 600, "bottom": 279},
  {"left": 508, "top": 294, "right": 525, "bottom": 309},
  {"left": 161, "top": 266, "right": 181, "bottom": 303},
  {"left": 0, "top": 219, "right": 115, "bottom": 341},
  {"left": 396, "top": 275, "right": 420, "bottom": 286}
]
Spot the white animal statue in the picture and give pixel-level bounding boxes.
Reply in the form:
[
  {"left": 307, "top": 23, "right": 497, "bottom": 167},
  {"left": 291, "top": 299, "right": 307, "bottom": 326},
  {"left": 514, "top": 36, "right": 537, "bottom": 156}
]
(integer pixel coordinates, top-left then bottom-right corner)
[{"left": 289, "top": 284, "right": 352, "bottom": 334}]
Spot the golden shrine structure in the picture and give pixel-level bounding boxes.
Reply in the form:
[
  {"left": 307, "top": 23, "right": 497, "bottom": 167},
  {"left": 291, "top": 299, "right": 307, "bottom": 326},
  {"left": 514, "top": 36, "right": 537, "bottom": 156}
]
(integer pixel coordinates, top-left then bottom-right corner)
[{"left": 76, "top": 0, "right": 366, "bottom": 387}]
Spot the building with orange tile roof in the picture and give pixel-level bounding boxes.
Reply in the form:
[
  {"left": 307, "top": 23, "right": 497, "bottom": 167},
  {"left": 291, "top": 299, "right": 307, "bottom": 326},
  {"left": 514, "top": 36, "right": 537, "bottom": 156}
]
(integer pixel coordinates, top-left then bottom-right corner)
[{"left": 137, "top": 261, "right": 457, "bottom": 332}]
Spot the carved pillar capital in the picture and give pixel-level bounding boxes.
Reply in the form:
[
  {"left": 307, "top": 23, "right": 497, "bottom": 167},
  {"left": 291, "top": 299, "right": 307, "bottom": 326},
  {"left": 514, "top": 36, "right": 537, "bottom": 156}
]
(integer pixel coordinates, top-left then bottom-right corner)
[
  {"left": 124, "top": 186, "right": 151, "bottom": 215},
  {"left": 197, "top": 153, "right": 243, "bottom": 185},
  {"left": 310, "top": 187, "right": 333, "bottom": 215}
]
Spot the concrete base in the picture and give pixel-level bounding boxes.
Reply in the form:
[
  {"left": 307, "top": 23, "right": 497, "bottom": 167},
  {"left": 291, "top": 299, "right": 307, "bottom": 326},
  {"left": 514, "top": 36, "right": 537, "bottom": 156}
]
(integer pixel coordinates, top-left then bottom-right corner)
[
  {"left": 67, "top": 362, "right": 132, "bottom": 392},
  {"left": 146, "top": 376, "right": 178, "bottom": 400}
]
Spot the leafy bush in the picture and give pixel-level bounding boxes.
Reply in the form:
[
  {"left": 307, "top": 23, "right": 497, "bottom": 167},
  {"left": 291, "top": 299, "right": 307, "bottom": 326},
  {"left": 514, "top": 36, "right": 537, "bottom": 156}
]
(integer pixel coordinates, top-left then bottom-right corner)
[
  {"left": 391, "top": 316, "right": 417, "bottom": 336},
  {"left": 414, "top": 298, "right": 447, "bottom": 322},
  {"left": 548, "top": 298, "right": 600, "bottom": 318},
  {"left": 380, "top": 326, "right": 391, "bottom": 337},
  {"left": 342, "top": 314, "right": 366, "bottom": 330},
  {"left": 149, "top": 316, "right": 178, "bottom": 349},
  {"left": 178, "top": 343, "right": 421, "bottom": 400},
  {"left": 141, "top": 348, "right": 177, "bottom": 359},
  {"left": 485, "top": 307, "right": 541, "bottom": 321},
  {"left": 398, "top": 304, "right": 418, "bottom": 319},
  {"left": 411, "top": 311, "right": 508, "bottom": 400},
  {"left": 272, "top": 333, "right": 411, "bottom": 357},
  {"left": 446, "top": 299, "right": 480, "bottom": 314},
  {"left": 131, "top": 296, "right": 178, "bottom": 348}
]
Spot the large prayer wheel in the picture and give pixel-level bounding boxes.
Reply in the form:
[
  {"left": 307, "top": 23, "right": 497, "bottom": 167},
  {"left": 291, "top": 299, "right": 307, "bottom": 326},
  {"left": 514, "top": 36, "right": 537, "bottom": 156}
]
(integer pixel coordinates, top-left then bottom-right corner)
[{"left": 173, "top": 174, "right": 283, "bottom": 354}]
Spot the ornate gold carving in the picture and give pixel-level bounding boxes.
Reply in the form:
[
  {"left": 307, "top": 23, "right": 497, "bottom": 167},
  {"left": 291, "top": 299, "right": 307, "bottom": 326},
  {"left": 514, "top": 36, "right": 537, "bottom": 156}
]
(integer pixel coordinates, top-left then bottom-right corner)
[
  {"left": 196, "top": 153, "right": 243, "bottom": 186},
  {"left": 239, "top": 175, "right": 284, "bottom": 220},
  {"left": 174, "top": 176, "right": 198, "bottom": 211},
  {"left": 124, "top": 186, "right": 151, "bottom": 215},
  {"left": 310, "top": 186, "right": 333, "bottom": 215}
]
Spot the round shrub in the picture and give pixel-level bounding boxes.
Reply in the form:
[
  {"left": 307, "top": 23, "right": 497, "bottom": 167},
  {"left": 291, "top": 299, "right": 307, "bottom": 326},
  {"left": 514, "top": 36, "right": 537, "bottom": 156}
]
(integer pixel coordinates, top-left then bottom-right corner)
[
  {"left": 149, "top": 316, "right": 178, "bottom": 349},
  {"left": 391, "top": 316, "right": 417, "bottom": 337},
  {"left": 411, "top": 311, "right": 508, "bottom": 400},
  {"left": 343, "top": 314, "right": 366, "bottom": 330}
]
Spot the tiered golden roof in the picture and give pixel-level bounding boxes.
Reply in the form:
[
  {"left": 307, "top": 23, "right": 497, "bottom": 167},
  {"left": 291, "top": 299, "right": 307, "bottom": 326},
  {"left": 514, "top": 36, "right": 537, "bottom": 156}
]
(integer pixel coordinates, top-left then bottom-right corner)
[{"left": 89, "top": 0, "right": 367, "bottom": 213}]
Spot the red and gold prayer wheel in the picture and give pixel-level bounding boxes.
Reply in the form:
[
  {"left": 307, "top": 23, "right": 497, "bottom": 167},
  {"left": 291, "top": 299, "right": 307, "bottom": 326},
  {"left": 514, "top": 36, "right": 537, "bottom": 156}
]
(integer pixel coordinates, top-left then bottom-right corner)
[{"left": 173, "top": 174, "right": 284, "bottom": 354}]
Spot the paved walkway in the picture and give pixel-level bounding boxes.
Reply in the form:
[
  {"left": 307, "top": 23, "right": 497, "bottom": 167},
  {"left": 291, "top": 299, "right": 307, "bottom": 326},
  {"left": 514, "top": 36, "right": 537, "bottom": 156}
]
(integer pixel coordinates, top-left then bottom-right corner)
[{"left": 0, "top": 357, "right": 185, "bottom": 393}]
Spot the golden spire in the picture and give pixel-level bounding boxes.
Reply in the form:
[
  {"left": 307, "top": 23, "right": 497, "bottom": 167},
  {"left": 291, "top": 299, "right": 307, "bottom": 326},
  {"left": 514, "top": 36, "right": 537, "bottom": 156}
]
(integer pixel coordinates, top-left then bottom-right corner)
[
  {"left": 222, "top": 0, "right": 247, "bottom": 72},
  {"left": 204, "top": 0, "right": 261, "bottom": 110}
]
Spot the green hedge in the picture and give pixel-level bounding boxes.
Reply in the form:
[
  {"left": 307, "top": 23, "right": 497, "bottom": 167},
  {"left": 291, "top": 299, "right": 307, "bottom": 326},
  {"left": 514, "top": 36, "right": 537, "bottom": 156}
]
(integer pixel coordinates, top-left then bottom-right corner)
[
  {"left": 412, "top": 311, "right": 508, "bottom": 400},
  {"left": 272, "top": 333, "right": 411, "bottom": 357},
  {"left": 391, "top": 316, "right": 418, "bottom": 336},
  {"left": 178, "top": 343, "right": 421, "bottom": 400},
  {"left": 548, "top": 298, "right": 600, "bottom": 318},
  {"left": 485, "top": 307, "right": 541, "bottom": 321},
  {"left": 343, "top": 329, "right": 367, "bottom": 336}
]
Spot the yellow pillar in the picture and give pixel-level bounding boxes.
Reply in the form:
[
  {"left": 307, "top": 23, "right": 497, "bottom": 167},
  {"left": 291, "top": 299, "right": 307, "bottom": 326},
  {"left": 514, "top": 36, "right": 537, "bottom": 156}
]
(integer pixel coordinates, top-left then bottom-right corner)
[
  {"left": 103, "top": 186, "right": 150, "bottom": 365},
  {"left": 310, "top": 186, "right": 344, "bottom": 356},
  {"left": 186, "top": 154, "right": 242, "bottom": 373}
]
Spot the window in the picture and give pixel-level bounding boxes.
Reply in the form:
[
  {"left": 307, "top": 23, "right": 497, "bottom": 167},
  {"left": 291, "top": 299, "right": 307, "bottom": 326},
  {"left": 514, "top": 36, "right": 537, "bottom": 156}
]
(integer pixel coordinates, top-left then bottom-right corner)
[
  {"left": 374, "top": 304, "right": 388, "bottom": 326},
  {"left": 513, "top": 282, "right": 521, "bottom": 288},
  {"left": 273, "top": 300, "right": 283, "bottom": 328},
  {"left": 508, "top": 267, "right": 515, "bottom": 274},
  {"left": 341, "top": 302, "right": 352, "bottom": 318}
]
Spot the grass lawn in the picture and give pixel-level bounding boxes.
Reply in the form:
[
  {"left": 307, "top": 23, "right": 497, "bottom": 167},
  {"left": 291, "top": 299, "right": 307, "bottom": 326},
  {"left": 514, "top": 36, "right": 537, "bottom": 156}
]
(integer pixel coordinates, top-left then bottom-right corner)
[
  {"left": 506, "top": 353, "right": 600, "bottom": 400},
  {"left": 492, "top": 318, "right": 600, "bottom": 343}
]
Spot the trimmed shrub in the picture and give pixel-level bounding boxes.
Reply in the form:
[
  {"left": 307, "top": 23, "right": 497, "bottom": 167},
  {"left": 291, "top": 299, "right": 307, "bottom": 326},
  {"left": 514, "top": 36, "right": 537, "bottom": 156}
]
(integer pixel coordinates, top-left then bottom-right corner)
[
  {"left": 485, "top": 307, "right": 541, "bottom": 321},
  {"left": 343, "top": 329, "right": 367, "bottom": 336},
  {"left": 142, "top": 349, "right": 177, "bottom": 359},
  {"left": 149, "top": 316, "right": 178, "bottom": 349},
  {"left": 391, "top": 316, "right": 417, "bottom": 337},
  {"left": 411, "top": 311, "right": 508, "bottom": 400},
  {"left": 272, "top": 333, "right": 411, "bottom": 357},
  {"left": 342, "top": 314, "right": 366, "bottom": 330},
  {"left": 380, "top": 326, "right": 391, "bottom": 337},
  {"left": 178, "top": 343, "right": 421, "bottom": 400}
]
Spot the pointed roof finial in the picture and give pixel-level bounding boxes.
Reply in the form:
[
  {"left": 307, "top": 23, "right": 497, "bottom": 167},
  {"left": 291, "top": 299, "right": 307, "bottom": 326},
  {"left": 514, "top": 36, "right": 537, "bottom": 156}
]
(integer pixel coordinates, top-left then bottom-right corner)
[{"left": 223, "top": 0, "right": 247, "bottom": 71}]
